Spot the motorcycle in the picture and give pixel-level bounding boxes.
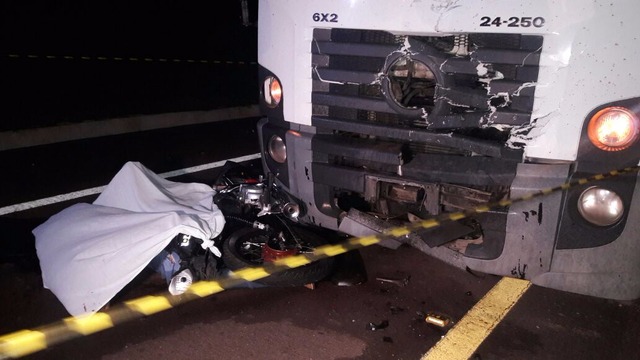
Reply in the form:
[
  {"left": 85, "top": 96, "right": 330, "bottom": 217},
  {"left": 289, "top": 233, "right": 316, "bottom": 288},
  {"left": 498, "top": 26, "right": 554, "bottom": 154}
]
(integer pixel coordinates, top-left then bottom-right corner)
[
  {"left": 35, "top": 160, "right": 338, "bottom": 316},
  {"left": 154, "top": 161, "right": 337, "bottom": 291},
  {"left": 210, "top": 162, "right": 336, "bottom": 287}
]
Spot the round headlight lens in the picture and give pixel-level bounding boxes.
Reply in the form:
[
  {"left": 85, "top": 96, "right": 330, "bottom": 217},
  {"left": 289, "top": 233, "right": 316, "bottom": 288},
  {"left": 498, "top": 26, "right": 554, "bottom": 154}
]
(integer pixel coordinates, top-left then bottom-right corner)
[
  {"left": 263, "top": 76, "right": 282, "bottom": 108},
  {"left": 587, "top": 107, "right": 639, "bottom": 151},
  {"left": 268, "top": 135, "right": 286, "bottom": 163},
  {"left": 577, "top": 187, "right": 624, "bottom": 226}
]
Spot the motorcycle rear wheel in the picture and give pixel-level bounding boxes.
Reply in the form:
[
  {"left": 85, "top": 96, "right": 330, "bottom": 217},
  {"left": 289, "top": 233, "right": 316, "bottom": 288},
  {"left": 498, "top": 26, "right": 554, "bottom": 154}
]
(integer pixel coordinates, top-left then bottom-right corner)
[{"left": 221, "top": 218, "right": 335, "bottom": 287}]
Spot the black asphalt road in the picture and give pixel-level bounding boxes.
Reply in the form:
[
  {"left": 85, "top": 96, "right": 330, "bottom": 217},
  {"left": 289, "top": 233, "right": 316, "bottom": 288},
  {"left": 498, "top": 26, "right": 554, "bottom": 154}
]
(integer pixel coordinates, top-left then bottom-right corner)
[{"left": 1, "top": 118, "right": 639, "bottom": 360}]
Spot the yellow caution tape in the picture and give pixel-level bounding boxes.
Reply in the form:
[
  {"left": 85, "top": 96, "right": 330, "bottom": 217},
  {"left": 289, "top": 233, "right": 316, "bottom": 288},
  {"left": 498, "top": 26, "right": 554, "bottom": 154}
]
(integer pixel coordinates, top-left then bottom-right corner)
[{"left": 0, "top": 165, "right": 638, "bottom": 359}]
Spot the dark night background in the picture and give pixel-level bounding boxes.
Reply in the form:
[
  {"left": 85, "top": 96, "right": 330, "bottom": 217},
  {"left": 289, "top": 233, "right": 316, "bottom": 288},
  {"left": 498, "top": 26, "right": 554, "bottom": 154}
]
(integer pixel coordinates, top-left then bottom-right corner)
[
  {"left": 1, "top": 0, "right": 259, "bottom": 131},
  {"left": 2, "top": 3, "right": 640, "bottom": 360}
]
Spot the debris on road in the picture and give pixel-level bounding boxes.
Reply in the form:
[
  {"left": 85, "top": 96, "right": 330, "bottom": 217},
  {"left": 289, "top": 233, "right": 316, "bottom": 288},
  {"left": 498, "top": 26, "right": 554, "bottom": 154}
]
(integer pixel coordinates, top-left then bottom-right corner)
[
  {"left": 367, "top": 320, "right": 390, "bottom": 331},
  {"left": 388, "top": 304, "right": 406, "bottom": 315},
  {"left": 376, "top": 275, "right": 410, "bottom": 287},
  {"left": 424, "top": 311, "right": 452, "bottom": 328}
]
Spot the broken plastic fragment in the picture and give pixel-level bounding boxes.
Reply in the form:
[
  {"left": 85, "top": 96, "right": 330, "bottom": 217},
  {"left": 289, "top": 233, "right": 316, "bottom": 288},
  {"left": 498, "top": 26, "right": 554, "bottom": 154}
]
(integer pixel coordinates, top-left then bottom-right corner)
[
  {"left": 367, "top": 320, "right": 389, "bottom": 331},
  {"left": 376, "top": 275, "right": 410, "bottom": 287},
  {"left": 168, "top": 269, "right": 193, "bottom": 295}
]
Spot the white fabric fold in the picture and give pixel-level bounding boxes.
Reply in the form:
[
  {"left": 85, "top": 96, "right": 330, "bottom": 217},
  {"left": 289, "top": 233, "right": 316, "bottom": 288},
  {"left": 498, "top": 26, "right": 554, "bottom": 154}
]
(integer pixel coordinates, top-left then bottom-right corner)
[{"left": 34, "top": 161, "right": 225, "bottom": 316}]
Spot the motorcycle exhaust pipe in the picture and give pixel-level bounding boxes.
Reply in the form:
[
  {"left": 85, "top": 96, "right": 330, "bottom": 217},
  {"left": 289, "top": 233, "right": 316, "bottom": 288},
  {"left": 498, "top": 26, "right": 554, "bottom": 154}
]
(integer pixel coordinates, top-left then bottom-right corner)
[{"left": 282, "top": 202, "right": 300, "bottom": 220}]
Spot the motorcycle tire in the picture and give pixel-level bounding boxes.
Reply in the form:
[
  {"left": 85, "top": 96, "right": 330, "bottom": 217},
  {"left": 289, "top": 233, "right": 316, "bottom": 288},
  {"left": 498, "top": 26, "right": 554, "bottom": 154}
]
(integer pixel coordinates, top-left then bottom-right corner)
[{"left": 221, "top": 219, "right": 336, "bottom": 287}]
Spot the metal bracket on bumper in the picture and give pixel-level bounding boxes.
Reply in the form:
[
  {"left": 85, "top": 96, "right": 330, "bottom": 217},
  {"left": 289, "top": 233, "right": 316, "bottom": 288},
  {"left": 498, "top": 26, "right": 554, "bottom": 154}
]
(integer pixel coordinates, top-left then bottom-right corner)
[{"left": 338, "top": 208, "right": 475, "bottom": 249}]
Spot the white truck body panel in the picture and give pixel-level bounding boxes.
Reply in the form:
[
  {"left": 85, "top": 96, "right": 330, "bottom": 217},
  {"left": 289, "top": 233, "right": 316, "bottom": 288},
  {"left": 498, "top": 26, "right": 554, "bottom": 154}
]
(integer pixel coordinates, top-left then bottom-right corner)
[{"left": 259, "top": 0, "right": 640, "bottom": 161}]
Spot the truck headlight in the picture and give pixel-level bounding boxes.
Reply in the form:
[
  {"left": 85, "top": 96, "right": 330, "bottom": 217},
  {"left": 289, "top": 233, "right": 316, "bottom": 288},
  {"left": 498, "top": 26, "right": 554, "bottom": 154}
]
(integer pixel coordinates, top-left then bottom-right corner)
[
  {"left": 587, "top": 106, "right": 639, "bottom": 151},
  {"left": 268, "top": 135, "right": 286, "bottom": 163},
  {"left": 263, "top": 76, "right": 282, "bottom": 108},
  {"left": 577, "top": 187, "right": 624, "bottom": 226}
]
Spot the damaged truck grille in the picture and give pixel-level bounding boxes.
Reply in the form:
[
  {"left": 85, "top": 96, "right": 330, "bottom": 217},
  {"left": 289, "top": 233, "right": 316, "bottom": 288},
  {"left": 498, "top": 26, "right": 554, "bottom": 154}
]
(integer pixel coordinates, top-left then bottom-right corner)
[
  {"left": 310, "top": 28, "right": 542, "bottom": 158},
  {"left": 308, "top": 28, "right": 543, "bottom": 221},
  {"left": 306, "top": 29, "right": 543, "bottom": 258}
]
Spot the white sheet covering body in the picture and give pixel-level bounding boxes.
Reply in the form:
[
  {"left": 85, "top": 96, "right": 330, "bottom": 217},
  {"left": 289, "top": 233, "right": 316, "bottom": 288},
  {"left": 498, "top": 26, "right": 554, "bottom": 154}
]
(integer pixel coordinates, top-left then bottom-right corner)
[{"left": 33, "top": 161, "right": 225, "bottom": 316}]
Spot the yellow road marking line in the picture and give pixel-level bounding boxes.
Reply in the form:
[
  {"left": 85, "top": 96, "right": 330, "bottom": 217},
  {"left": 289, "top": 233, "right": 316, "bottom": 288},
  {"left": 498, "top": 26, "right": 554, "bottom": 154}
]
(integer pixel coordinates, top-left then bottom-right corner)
[{"left": 422, "top": 277, "right": 531, "bottom": 360}]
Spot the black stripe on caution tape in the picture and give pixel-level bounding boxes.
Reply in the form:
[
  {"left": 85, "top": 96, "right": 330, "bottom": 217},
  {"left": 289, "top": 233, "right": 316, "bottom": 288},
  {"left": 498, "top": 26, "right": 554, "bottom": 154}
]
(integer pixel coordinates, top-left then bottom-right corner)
[{"left": 1, "top": 165, "right": 638, "bottom": 359}]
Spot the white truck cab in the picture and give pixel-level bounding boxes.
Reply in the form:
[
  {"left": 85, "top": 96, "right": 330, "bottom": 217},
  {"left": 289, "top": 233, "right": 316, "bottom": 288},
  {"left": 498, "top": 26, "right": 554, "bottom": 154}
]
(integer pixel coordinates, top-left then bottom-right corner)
[{"left": 255, "top": 0, "right": 640, "bottom": 300}]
